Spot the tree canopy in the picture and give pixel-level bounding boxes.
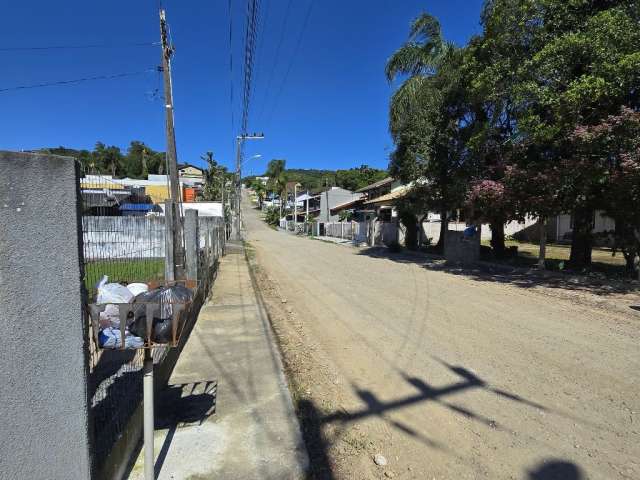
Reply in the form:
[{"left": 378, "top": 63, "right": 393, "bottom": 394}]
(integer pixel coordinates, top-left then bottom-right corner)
[{"left": 388, "top": 1, "right": 640, "bottom": 273}]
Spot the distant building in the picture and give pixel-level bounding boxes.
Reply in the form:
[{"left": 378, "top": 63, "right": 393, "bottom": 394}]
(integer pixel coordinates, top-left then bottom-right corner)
[
  {"left": 318, "top": 187, "right": 361, "bottom": 222},
  {"left": 177, "top": 163, "right": 205, "bottom": 180}
]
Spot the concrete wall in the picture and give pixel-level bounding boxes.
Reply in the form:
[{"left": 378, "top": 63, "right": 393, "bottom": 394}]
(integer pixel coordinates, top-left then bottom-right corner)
[
  {"left": 83, "top": 216, "right": 165, "bottom": 260},
  {"left": 319, "top": 187, "right": 360, "bottom": 222},
  {"left": 445, "top": 230, "right": 480, "bottom": 264},
  {"left": 0, "top": 151, "right": 92, "bottom": 479}
]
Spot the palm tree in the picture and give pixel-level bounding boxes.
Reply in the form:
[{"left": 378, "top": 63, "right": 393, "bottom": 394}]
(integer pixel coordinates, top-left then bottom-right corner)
[
  {"left": 386, "top": 13, "right": 457, "bottom": 249},
  {"left": 385, "top": 13, "right": 454, "bottom": 135},
  {"left": 251, "top": 180, "right": 267, "bottom": 209},
  {"left": 266, "top": 159, "right": 287, "bottom": 218}
]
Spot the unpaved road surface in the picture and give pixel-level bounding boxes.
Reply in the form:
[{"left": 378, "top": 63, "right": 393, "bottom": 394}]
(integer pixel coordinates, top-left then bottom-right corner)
[{"left": 243, "top": 203, "right": 640, "bottom": 480}]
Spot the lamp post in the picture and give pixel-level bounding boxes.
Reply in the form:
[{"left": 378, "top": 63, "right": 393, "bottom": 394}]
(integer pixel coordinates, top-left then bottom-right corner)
[{"left": 293, "top": 183, "right": 301, "bottom": 233}]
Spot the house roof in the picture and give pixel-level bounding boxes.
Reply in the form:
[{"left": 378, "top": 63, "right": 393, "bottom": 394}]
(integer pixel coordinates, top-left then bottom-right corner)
[
  {"left": 119, "top": 203, "right": 156, "bottom": 211},
  {"left": 355, "top": 177, "right": 394, "bottom": 193},
  {"left": 178, "top": 163, "right": 204, "bottom": 172},
  {"left": 296, "top": 193, "right": 316, "bottom": 201},
  {"left": 363, "top": 185, "right": 410, "bottom": 206}
]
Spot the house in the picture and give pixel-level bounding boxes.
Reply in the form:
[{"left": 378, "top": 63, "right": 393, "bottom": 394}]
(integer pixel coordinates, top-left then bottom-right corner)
[
  {"left": 511, "top": 211, "right": 616, "bottom": 244},
  {"left": 177, "top": 163, "right": 205, "bottom": 180},
  {"left": 313, "top": 187, "right": 361, "bottom": 222},
  {"left": 330, "top": 177, "right": 404, "bottom": 221}
]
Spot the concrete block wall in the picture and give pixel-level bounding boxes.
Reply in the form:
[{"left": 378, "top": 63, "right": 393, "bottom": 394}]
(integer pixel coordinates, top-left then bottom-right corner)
[
  {"left": 444, "top": 230, "right": 481, "bottom": 265},
  {"left": 0, "top": 151, "right": 92, "bottom": 479}
]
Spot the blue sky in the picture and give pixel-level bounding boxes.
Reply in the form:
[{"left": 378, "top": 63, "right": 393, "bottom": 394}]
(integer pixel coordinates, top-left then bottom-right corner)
[{"left": 0, "top": 0, "right": 483, "bottom": 174}]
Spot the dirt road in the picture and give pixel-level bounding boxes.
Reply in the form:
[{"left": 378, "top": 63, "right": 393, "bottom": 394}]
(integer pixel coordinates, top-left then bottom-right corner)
[{"left": 243, "top": 203, "right": 639, "bottom": 480}]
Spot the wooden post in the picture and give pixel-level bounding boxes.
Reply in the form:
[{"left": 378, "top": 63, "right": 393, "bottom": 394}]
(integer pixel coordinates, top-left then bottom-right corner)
[
  {"left": 538, "top": 217, "right": 547, "bottom": 270},
  {"left": 159, "top": 8, "right": 184, "bottom": 277}
]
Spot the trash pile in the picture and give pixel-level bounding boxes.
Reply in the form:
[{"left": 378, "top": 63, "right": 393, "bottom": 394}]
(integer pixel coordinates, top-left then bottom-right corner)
[{"left": 94, "top": 276, "right": 193, "bottom": 349}]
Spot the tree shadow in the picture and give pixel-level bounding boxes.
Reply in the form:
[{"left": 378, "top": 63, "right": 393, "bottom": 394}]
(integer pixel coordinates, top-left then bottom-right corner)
[
  {"left": 356, "top": 246, "right": 638, "bottom": 296},
  {"left": 527, "top": 459, "right": 584, "bottom": 480}
]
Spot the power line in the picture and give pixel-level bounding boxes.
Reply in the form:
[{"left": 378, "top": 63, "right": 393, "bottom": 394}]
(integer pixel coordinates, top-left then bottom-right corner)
[
  {"left": 240, "top": 0, "right": 260, "bottom": 135},
  {"left": 257, "top": 0, "right": 293, "bottom": 122},
  {"left": 252, "top": 0, "right": 271, "bottom": 91},
  {"left": 0, "top": 68, "right": 156, "bottom": 94},
  {"left": 265, "top": 0, "right": 314, "bottom": 127},
  {"left": 0, "top": 42, "right": 159, "bottom": 52},
  {"left": 228, "top": 0, "right": 235, "bottom": 152}
]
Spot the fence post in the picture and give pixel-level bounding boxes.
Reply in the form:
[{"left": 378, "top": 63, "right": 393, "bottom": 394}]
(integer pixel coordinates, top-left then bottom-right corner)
[
  {"left": 0, "top": 151, "right": 92, "bottom": 479},
  {"left": 164, "top": 199, "right": 176, "bottom": 281},
  {"left": 184, "top": 209, "right": 199, "bottom": 283}
]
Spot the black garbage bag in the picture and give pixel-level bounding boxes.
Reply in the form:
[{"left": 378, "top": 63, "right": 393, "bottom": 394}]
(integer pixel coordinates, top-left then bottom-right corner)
[{"left": 129, "top": 285, "right": 193, "bottom": 343}]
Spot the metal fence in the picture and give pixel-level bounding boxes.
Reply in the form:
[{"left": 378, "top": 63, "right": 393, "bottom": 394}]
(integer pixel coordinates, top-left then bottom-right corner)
[{"left": 317, "top": 221, "right": 369, "bottom": 243}]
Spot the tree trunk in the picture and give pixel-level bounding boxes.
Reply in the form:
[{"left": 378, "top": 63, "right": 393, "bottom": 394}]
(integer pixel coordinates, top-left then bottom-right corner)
[
  {"left": 436, "top": 209, "right": 448, "bottom": 251},
  {"left": 490, "top": 221, "right": 506, "bottom": 258},
  {"left": 538, "top": 217, "right": 547, "bottom": 270},
  {"left": 418, "top": 213, "right": 428, "bottom": 249},
  {"left": 569, "top": 206, "right": 593, "bottom": 270},
  {"left": 400, "top": 211, "right": 418, "bottom": 250}
]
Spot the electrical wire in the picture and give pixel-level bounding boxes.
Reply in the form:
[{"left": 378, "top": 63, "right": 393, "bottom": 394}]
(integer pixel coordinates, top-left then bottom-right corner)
[
  {"left": 240, "top": 0, "right": 260, "bottom": 134},
  {"left": 265, "top": 0, "right": 314, "bottom": 127},
  {"left": 0, "top": 42, "right": 159, "bottom": 52},
  {"left": 228, "top": 0, "right": 235, "bottom": 152},
  {"left": 256, "top": 0, "right": 293, "bottom": 122},
  {"left": 0, "top": 68, "right": 156, "bottom": 94}
]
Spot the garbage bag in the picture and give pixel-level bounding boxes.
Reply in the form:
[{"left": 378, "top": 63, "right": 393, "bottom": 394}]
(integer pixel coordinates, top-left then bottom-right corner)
[
  {"left": 96, "top": 276, "right": 134, "bottom": 304},
  {"left": 99, "top": 304, "right": 121, "bottom": 329},
  {"left": 127, "top": 282, "right": 149, "bottom": 297},
  {"left": 98, "top": 327, "right": 144, "bottom": 349},
  {"left": 129, "top": 285, "right": 193, "bottom": 343}
]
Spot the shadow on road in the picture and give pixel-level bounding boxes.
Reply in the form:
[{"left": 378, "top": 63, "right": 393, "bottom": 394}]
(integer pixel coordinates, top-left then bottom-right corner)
[
  {"left": 295, "top": 355, "right": 587, "bottom": 479},
  {"left": 357, "top": 246, "right": 638, "bottom": 296},
  {"left": 527, "top": 459, "right": 584, "bottom": 479}
]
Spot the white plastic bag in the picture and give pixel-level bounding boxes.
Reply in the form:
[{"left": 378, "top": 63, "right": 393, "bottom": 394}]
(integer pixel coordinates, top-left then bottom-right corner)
[
  {"left": 99, "top": 304, "right": 121, "bottom": 329},
  {"left": 96, "top": 276, "right": 134, "bottom": 304},
  {"left": 98, "top": 327, "right": 144, "bottom": 349},
  {"left": 127, "top": 283, "right": 149, "bottom": 297}
]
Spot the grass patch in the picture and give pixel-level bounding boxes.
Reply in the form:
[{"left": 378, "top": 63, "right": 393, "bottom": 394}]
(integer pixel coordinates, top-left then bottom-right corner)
[
  {"left": 481, "top": 240, "right": 627, "bottom": 276},
  {"left": 84, "top": 258, "right": 164, "bottom": 297}
]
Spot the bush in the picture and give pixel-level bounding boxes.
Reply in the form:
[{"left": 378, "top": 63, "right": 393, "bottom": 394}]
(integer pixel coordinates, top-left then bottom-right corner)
[{"left": 263, "top": 206, "right": 280, "bottom": 226}]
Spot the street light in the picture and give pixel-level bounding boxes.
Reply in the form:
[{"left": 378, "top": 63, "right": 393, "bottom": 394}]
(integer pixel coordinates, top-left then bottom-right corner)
[{"left": 240, "top": 154, "right": 262, "bottom": 169}]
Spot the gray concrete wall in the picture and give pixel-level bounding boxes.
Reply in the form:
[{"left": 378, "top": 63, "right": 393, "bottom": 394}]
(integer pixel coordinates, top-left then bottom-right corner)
[
  {"left": 319, "top": 187, "right": 360, "bottom": 222},
  {"left": 0, "top": 151, "right": 92, "bottom": 479},
  {"left": 444, "top": 230, "right": 481, "bottom": 265},
  {"left": 82, "top": 216, "right": 166, "bottom": 260}
]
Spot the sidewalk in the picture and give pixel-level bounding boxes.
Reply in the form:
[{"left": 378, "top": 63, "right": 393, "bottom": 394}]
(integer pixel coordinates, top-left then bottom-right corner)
[{"left": 128, "top": 241, "right": 308, "bottom": 480}]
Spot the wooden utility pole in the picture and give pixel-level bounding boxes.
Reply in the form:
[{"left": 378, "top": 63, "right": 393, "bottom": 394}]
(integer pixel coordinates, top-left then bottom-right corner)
[{"left": 159, "top": 8, "right": 184, "bottom": 277}]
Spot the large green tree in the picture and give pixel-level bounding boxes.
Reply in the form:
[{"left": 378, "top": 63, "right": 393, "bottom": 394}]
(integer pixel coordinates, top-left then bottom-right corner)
[{"left": 387, "top": 13, "right": 473, "bottom": 249}]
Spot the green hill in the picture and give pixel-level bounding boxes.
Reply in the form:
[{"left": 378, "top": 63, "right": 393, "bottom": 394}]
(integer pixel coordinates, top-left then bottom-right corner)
[{"left": 245, "top": 165, "right": 388, "bottom": 192}]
